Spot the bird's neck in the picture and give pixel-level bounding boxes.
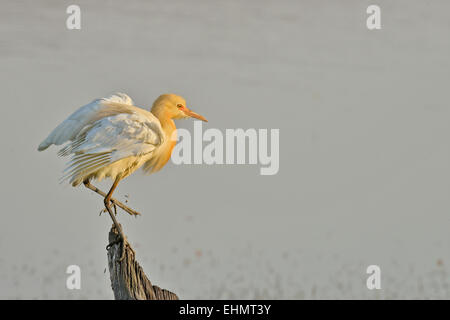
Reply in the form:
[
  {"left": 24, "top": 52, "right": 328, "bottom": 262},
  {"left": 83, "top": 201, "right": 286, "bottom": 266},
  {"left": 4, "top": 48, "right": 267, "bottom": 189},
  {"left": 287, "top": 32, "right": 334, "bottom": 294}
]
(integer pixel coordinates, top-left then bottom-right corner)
[
  {"left": 161, "top": 118, "right": 177, "bottom": 138},
  {"left": 152, "top": 108, "right": 177, "bottom": 138}
]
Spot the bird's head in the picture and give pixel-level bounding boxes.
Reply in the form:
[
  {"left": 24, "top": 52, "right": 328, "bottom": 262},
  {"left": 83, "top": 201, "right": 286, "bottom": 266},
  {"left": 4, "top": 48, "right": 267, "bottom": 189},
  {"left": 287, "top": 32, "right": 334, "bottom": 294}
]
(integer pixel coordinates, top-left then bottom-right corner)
[{"left": 151, "top": 94, "right": 207, "bottom": 122}]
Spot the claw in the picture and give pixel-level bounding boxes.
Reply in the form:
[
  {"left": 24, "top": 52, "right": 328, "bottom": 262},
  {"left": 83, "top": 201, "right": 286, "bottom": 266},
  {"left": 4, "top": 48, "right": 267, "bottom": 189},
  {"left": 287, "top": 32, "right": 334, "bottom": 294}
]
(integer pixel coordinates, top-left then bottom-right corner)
[
  {"left": 98, "top": 178, "right": 136, "bottom": 262},
  {"left": 99, "top": 208, "right": 107, "bottom": 216},
  {"left": 83, "top": 181, "right": 141, "bottom": 217}
]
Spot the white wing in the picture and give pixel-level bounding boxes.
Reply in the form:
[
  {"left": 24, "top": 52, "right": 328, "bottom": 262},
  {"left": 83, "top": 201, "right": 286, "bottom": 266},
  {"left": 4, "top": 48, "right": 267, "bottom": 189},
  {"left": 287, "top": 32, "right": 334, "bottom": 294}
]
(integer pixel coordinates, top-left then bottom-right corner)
[
  {"left": 60, "top": 112, "right": 164, "bottom": 184},
  {"left": 38, "top": 93, "right": 135, "bottom": 151}
]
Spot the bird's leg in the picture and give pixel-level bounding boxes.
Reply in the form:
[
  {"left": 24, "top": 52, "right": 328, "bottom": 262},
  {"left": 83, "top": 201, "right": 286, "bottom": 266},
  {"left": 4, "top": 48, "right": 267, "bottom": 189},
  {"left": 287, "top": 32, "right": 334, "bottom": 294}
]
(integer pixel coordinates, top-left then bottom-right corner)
[
  {"left": 83, "top": 180, "right": 141, "bottom": 216},
  {"left": 103, "top": 177, "right": 135, "bottom": 261},
  {"left": 99, "top": 203, "right": 117, "bottom": 216}
]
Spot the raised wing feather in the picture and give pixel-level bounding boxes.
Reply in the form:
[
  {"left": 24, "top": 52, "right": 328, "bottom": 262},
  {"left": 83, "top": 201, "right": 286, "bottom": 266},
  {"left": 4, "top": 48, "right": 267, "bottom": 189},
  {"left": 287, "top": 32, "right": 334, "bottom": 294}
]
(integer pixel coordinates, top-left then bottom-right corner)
[
  {"left": 38, "top": 93, "right": 134, "bottom": 151},
  {"left": 60, "top": 112, "right": 163, "bottom": 184}
]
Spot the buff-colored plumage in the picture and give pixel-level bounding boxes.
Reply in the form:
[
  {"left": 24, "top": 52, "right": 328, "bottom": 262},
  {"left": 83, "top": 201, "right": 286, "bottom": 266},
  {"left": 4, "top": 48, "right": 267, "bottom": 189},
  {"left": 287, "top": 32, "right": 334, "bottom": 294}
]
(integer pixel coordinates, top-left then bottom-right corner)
[
  {"left": 38, "top": 92, "right": 207, "bottom": 260},
  {"left": 38, "top": 93, "right": 207, "bottom": 186}
]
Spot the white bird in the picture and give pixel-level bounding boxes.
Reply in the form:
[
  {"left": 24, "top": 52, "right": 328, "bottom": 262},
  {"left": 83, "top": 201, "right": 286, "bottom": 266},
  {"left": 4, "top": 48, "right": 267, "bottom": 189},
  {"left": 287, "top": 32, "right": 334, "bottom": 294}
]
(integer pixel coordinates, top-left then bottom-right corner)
[{"left": 38, "top": 93, "right": 207, "bottom": 259}]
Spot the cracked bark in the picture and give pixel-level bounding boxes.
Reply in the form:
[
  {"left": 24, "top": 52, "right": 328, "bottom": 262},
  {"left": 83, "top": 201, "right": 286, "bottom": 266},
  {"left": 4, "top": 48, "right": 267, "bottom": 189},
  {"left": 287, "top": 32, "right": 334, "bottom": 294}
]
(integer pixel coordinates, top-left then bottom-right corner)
[{"left": 107, "top": 225, "right": 179, "bottom": 300}]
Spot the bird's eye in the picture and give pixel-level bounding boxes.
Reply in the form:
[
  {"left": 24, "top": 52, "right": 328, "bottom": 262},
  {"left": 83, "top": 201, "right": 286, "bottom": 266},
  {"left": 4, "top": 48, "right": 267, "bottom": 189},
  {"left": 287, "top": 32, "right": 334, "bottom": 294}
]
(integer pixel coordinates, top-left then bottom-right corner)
[{"left": 177, "top": 104, "right": 183, "bottom": 109}]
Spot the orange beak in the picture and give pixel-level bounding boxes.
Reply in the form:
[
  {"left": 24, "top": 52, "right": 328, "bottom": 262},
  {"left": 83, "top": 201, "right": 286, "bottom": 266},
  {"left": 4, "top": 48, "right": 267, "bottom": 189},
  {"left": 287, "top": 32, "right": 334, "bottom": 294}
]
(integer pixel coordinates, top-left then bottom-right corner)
[{"left": 184, "top": 108, "right": 208, "bottom": 122}]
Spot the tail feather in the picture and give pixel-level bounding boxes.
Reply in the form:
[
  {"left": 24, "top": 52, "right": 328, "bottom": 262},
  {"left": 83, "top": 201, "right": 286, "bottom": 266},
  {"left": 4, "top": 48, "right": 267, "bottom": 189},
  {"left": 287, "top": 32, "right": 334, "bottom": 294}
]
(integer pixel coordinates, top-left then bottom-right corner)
[{"left": 37, "top": 141, "right": 50, "bottom": 151}]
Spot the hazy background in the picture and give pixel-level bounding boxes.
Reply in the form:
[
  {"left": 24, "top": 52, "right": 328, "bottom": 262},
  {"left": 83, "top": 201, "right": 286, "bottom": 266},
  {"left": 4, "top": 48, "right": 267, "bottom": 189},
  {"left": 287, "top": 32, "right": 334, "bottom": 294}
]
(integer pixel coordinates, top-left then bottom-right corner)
[{"left": 1, "top": 0, "right": 449, "bottom": 299}]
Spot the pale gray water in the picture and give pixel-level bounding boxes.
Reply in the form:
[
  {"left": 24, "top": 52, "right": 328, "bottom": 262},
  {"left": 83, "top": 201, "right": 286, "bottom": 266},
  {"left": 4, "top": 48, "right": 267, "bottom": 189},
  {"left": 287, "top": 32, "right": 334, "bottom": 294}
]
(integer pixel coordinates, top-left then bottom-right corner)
[{"left": 0, "top": 0, "right": 449, "bottom": 299}]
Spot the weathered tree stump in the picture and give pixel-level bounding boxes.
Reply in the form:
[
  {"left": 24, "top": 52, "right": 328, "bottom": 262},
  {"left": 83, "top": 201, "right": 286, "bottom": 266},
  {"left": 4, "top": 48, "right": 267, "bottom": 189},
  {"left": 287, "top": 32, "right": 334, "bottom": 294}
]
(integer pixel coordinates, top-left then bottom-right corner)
[{"left": 107, "top": 225, "right": 179, "bottom": 300}]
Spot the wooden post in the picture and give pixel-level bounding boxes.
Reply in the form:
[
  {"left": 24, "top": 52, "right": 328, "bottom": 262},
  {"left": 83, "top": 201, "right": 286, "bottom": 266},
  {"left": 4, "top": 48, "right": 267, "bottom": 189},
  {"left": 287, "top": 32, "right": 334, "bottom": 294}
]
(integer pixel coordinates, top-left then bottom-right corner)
[{"left": 107, "top": 225, "right": 179, "bottom": 300}]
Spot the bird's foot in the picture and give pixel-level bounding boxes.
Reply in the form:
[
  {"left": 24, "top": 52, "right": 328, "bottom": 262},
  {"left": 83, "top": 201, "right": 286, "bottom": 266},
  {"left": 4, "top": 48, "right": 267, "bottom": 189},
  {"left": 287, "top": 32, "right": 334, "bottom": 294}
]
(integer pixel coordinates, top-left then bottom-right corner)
[
  {"left": 100, "top": 202, "right": 118, "bottom": 216},
  {"left": 110, "top": 199, "right": 141, "bottom": 217}
]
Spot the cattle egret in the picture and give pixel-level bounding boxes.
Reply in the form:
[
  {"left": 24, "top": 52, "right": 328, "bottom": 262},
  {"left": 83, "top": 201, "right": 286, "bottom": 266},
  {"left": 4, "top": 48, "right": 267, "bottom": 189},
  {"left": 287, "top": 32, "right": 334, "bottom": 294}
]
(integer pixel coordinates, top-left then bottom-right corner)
[{"left": 38, "top": 93, "right": 207, "bottom": 260}]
